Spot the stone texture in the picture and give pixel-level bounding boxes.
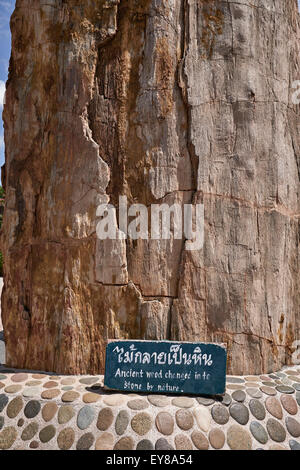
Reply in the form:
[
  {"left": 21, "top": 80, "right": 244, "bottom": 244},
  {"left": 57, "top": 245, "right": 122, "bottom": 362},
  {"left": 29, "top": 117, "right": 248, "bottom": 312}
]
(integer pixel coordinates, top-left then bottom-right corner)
[
  {"left": 0, "top": 427, "right": 18, "bottom": 450},
  {"left": 57, "top": 428, "right": 75, "bottom": 450},
  {"left": 128, "top": 399, "right": 149, "bottom": 410},
  {"left": 131, "top": 412, "right": 152, "bottom": 436},
  {"left": 229, "top": 403, "right": 249, "bottom": 425},
  {"left": 21, "top": 422, "right": 39, "bottom": 441},
  {"left": 148, "top": 395, "right": 170, "bottom": 407},
  {"left": 2, "top": 0, "right": 300, "bottom": 377},
  {"left": 266, "top": 419, "right": 286, "bottom": 443},
  {"left": 193, "top": 406, "right": 211, "bottom": 432},
  {"left": 115, "top": 410, "right": 129, "bottom": 435},
  {"left": 136, "top": 439, "right": 154, "bottom": 450},
  {"left": 280, "top": 394, "right": 298, "bottom": 415},
  {"left": 39, "top": 425, "right": 56, "bottom": 443},
  {"left": 155, "top": 412, "right": 174, "bottom": 436},
  {"left": 249, "top": 400, "right": 266, "bottom": 421},
  {"left": 285, "top": 417, "right": 300, "bottom": 438},
  {"left": 209, "top": 428, "right": 225, "bottom": 450},
  {"left": 175, "top": 409, "right": 194, "bottom": 430},
  {"left": 42, "top": 402, "right": 58, "bottom": 422},
  {"left": 211, "top": 404, "right": 229, "bottom": 425},
  {"left": 232, "top": 390, "right": 246, "bottom": 403},
  {"left": 103, "top": 394, "right": 126, "bottom": 407},
  {"left": 6, "top": 396, "right": 23, "bottom": 418},
  {"left": 77, "top": 406, "right": 95, "bottom": 430},
  {"left": 265, "top": 397, "right": 283, "bottom": 420},
  {"left": 83, "top": 392, "right": 101, "bottom": 404},
  {"left": 250, "top": 422, "right": 268, "bottom": 445},
  {"left": 289, "top": 440, "right": 300, "bottom": 451},
  {"left": 97, "top": 407, "right": 114, "bottom": 431},
  {"left": 227, "top": 425, "right": 252, "bottom": 451},
  {"left": 172, "top": 397, "right": 195, "bottom": 409},
  {"left": 174, "top": 434, "right": 193, "bottom": 450},
  {"left": 41, "top": 389, "right": 60, "bottom": 400},
  {"left": 24, "top": 400, "right": 41, "bottom": 419},
  {"left": 114, "top": 437, "right": 134, "bottom": 451},
  {"left": 61, "top": 391, "right": 80, "bottom": 403},
  {"left": 155, "top": 438, "right": 174, "bottom": 451},
  {"left": 95, "top": 432, "right": 114, "bottom": 450},
  {"left": 76, "top": 433, "right": 95, "bottom": 450},
  {"left": 58, "top": 405, "right": 75, "bottom": 425}
]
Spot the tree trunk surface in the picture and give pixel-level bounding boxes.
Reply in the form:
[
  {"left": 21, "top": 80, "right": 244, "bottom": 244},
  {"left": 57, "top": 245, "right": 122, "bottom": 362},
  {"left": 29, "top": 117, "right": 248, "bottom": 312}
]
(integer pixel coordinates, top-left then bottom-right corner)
[{"left": 1, "top": 0, "right": 300, "bottom": 375}]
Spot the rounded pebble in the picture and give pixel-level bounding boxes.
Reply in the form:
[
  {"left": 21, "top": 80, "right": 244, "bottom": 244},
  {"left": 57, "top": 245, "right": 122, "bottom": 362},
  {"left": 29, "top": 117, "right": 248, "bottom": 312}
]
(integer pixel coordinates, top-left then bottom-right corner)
[
  {"left": 136, "top": 439, "right": 154, "bottom": 450},
  {"left": 115, "top": 410, "right": 129, "bottom": 435},
  {"left": 114, "top": 436, "right": 134, "bottom": 450},
  {"left": 276, "top": 385, "right": 295, "bottom": 394},
  {"left": 193, "top": 406, "right": 211, "bottom": 432},
  {"left": 147, "top": 395, "right": 170, "bottom": 407},
  {"left": 83, "top": 392, "right": 100, "bottom": 404},
  {"left": 103, "top": 394, "right": 126, "bottom": 406},
  {"left": 7, "top": 396, "right": 23, "bottom": 418},
  {"left": 76, "top": 433, "right": 95, "bottom": 450},
  {"left": 131, "top": 412, "right": 152, "bottom": 436},
  {"left": 128, "top": 399, "right": 149, "bottom": 410},
  {"left": 0, "top": 427, "right": 18, "bottom": 449},
  {"left": 172, "top": 397, "right": 194, "bottom": 408},
  {"left": 232, "top": 390, "right": 246, "bottom": 402},
  {"left": 155, "top": 438, "right": 174, "bottom": 450},
  {"left": 155, "top": 412, "right": 174, "bottom": 435},
  {"left": 11, "top": 373, "right": 28, "bottom": 383},
  {"left": 265, "top": 397, "right": 283, "bottom": 419},
  {"left": 229, "top": 403, "right": 249, "bottom": 425},
  {"left": 39, "top": 425, "right": 56, "bottom": 443},
  {"left": 247, "top": 388, "right": 263, "bottom": 399},
  {"left": 260, "top": 386, "right": 277, "bottom": 396},
  {"left": 21, "top": 422, "right": 39, "bottom": 441},
  {"left": 209, "top": 428, "right": 225, "bottom": 449},
  {"left": 280, "top": 394, "right": 297, "bottom": 415},
  {"left": 285, "top": 416, "right": 300, "bottom": 438},
  {"left": 266, "top": 418, "right": 286, "bottom": 442},
  {"left": 77, "top": 405, "right": 95, "bottom": 430},
  {"left": 57, "top": 428, "right": 75, "bottom": 450},
  {"left": 42, "top": 402, "right": 58, "bottom": 422},
  {"left": 175, "top": 409, "right": 194, "bottom": 430},
  {"left": 61, "top": 391, "right": 79, "bottom": 402},
  {"left": 250, "top": 421, "right": 268, "bottom": 444},
  {"left": 41, "top": 389, "right": 60, "bottom": 400},
  {"left": 211, "top": 404, "right": 229, "bottom": 425},
  {"left": 24, "top": 400, "right": 41, "bottom": 419},
  {"left": 196, "top": 397, "right": 215, "bottom": 406},
  {"left": 97, "top": 407, "right": 114, "bottom": 431},
  {"left": 227, "top": 425, "right": 252, "bottom": 450},
  {"left": 95, "top": 432, "right": 114, "bottom": 450},
  {"left": 58, "top": 405, "right": 75, "bottom": 424},
  {"left": 249, "top": 399, "right": 266, "bottom": 421},
  {"left": 4, "top": 385, "right": 22, "bottom": 394},
  {"left": 289, "top": 439, "right": 300, "bottom": 450},
  {"left": 175, "top": 434, "right": 193, "bottom": 450}
]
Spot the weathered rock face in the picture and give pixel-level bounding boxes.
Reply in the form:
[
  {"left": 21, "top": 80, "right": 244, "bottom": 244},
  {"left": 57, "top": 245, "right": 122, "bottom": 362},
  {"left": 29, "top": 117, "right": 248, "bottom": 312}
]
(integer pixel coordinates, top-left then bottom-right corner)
[{"left": 1, "top": 0, "right": 300, "bottom": 375}]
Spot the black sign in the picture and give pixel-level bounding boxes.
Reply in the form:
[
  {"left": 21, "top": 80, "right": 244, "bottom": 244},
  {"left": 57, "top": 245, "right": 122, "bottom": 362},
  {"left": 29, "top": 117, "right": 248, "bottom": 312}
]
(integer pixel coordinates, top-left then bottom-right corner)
[{"left": 104, "top": 340, "right": 227, "bottom": 396}]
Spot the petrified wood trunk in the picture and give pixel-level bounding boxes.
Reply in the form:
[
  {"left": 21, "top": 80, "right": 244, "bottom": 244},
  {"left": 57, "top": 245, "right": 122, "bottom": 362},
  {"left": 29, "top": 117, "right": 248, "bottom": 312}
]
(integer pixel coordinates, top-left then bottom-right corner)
[{"left": 1, "top": 0, "right": 300, "bottom": 375}]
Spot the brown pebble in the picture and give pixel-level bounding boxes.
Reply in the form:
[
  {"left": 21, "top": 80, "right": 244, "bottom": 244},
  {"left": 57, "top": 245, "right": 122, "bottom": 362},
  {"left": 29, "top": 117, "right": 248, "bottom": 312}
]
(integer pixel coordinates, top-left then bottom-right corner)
[
  {"left": 42, "top": 402, "right": 58, "bottom": 422},
  {"left": 61, "top": 391, "right": 80, "bottom": 402},
  {"left": 280, "top": 394, "right": 297, "bottom": 415},
  {"left": 191, "top": 431, "right": 209, "bottom": 450},
  {"left": 175, "top": 434, "right": 193, "bottom": 450},
  {"left": 41, "top": 389, "right": 60, "bottom": 400},
  {"left": 114, "top": 437, "right": 134, "bottom": 450},
  {"left": 209, "top": 428, "right": 226, "bottom": 449}
]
